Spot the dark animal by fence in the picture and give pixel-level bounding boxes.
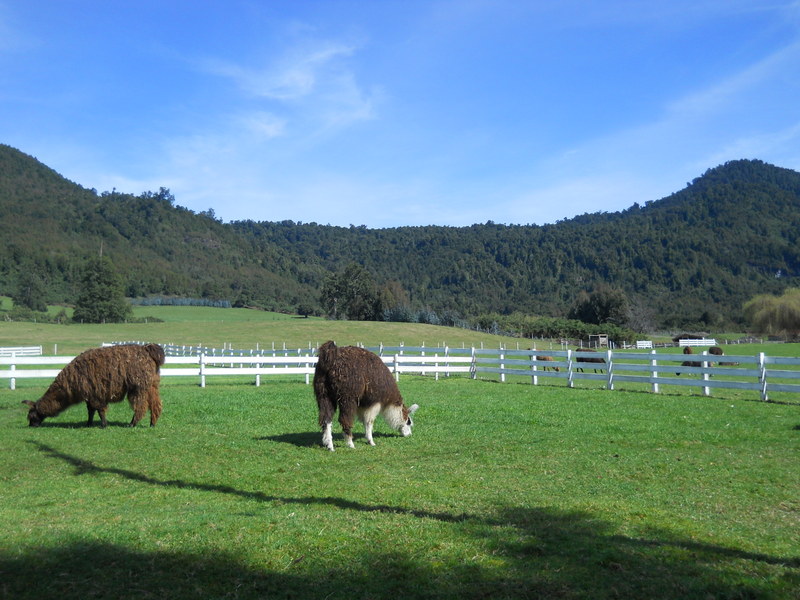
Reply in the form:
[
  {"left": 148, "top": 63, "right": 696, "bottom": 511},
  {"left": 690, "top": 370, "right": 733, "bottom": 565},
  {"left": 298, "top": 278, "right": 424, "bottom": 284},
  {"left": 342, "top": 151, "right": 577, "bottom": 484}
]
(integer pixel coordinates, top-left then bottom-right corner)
[
  {"left": 676, "top": 346, "right": 701, "bottom": 375},
  {"left": 23, "top": 344, "right": 165, "bottom": 428},
  {"left": 708, "top": 345, "right": 738, "bottom": 366},
  {"left": 536, "top": 355, "right": 560, "bottom": 372},
  {"left": 575, "top": 348, "right": 605, "bottom": 373},
  {"left": 313, "top": 341, "right": 419, "bottom": 451}
]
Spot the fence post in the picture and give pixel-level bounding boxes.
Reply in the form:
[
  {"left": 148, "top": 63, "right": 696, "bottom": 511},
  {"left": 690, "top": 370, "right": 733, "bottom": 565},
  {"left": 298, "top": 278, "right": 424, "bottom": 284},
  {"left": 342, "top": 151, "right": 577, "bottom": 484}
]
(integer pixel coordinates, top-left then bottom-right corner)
[
  {"left": 759, "top": 352, "right": 768, "bottom": 401},
  {"left": 200, "top": 353, "right": 206, "bottom": 388},
  {"left": 606, "top": 349, "right": 614, "bottom": 390},
  {"left": 650, "top": 350, "right": 659, "bottom": 394},
  {"left": 10, "top": 362, "right": 15, "bottom": 391},
  {"left": 470, "top": 348, "right": 477, "bottom": 380},
  {"left": 393, "top": 355, "right": 400, "bottom": 382},
  {"left": 702, "top": 351, "right": 710, "bottom": 397},
  {"left": 500, "top": 352, "right": 505, "bottom": 383},
  {"left": 567, "top": 349, "right": 574, "bottom": 388},
  {"left": 531, "top": 347, "right": 538, "bottom": 386}
]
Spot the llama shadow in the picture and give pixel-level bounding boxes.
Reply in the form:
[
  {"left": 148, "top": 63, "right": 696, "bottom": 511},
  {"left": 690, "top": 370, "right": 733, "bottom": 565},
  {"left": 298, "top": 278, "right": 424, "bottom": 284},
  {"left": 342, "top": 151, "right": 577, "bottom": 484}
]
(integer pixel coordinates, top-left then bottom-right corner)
[
  {"left": 258, "top": 431, "right": 319, "bottom": 447},
  {"left": 22, "top": 419, "right": 137, "bottom": 429},
  {"left": 259, "top": 431, "right": 399, "bottom": 448}
]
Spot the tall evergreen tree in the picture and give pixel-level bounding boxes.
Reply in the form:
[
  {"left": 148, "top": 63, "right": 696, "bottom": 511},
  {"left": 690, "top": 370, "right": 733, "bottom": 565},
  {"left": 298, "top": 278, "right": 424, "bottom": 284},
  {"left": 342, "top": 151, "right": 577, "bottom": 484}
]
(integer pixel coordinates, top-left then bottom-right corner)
[
  {"left": 72, "top": 255, "right": 132, "bottom": 323},
  {"left": 12, "top": 268, "right": 47, "bottom": 312},
  {"left": 320, "top": 263, "right": 382, "bottom": 321}
]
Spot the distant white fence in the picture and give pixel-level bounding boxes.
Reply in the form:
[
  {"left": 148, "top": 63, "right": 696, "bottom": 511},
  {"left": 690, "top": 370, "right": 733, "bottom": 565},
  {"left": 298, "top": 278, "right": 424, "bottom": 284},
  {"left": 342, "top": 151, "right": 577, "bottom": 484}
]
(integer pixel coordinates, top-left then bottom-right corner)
[
  {"left": 2, "top": 345, "right": 799, "bottom": 402},
  {"left": 0, "top": 346, "right": 42, "bottom": 357},
  {"left": 679, "top": 338, "right": 717, "bottom": 347}
]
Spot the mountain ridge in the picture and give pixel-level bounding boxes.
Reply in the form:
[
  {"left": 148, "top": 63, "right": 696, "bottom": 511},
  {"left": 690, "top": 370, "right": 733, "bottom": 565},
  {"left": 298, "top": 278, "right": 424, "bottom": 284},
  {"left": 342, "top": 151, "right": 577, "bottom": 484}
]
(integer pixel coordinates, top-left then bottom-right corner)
[{"left": 1, "top": 144, "right": 797, "bottom": 329}]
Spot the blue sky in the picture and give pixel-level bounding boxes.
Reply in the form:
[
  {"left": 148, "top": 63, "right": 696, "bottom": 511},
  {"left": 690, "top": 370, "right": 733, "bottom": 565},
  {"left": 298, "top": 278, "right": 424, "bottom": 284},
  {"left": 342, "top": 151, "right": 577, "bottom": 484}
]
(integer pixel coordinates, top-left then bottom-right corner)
[{"left": 2, "top": 1, "right": 800, "bottom": 227}]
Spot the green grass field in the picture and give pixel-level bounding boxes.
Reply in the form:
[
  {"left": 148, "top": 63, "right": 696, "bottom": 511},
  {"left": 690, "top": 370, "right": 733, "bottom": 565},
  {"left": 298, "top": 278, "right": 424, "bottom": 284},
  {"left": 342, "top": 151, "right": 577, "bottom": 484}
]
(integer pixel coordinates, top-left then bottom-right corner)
[
  {"left": 0, "top": 301, "right": 531, "bottom": 356},
  {"left": 1, "top": 306, "right": 799, "bottom": 598}
]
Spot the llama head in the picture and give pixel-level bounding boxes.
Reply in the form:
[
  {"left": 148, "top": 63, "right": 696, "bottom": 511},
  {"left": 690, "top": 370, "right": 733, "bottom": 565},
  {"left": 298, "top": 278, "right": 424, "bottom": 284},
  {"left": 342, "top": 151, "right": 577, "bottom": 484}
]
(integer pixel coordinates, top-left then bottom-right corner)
[
  {"left": 22, "top": 400, "right": 44, "bottom": 427},
  {"left": 400, "top": 403, "right": 419, "bottom": 437}
]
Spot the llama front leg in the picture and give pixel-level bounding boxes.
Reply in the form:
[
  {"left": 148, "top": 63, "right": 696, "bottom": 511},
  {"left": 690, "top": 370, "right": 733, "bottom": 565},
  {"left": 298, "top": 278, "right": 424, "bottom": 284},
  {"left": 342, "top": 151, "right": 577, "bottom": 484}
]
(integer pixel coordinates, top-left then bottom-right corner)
[
  {"left": 98, "top": 406, "right": 109, "bottom": 428},
  {"left": 360, "top": 404, "right": 381, "bottom": 446}
]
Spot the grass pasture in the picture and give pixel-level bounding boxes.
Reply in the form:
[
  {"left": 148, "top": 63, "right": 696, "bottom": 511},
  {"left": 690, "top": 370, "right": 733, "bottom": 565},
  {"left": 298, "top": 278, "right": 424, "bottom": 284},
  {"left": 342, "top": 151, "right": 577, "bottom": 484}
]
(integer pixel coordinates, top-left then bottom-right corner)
[{"left": 2, "top": 375, "right": 799, "bottom": 599}]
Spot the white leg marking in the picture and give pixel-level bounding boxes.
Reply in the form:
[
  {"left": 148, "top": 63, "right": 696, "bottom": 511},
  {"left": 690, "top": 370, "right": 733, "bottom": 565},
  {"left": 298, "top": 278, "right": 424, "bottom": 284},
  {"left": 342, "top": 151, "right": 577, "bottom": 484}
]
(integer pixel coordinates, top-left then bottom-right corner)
[
  {"left": 358, "top": 404, "right": 382, "bottom": 446},
  {"left": 322, "top": 422, "right": 334, "bottom": 451}
]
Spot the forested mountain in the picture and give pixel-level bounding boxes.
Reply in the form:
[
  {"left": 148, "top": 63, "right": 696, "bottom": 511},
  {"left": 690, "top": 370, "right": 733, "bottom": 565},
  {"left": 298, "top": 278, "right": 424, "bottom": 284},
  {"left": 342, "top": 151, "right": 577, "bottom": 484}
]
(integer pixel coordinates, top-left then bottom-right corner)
[{"left": 1, "top": 143, "right": 798, "bottom": 330}]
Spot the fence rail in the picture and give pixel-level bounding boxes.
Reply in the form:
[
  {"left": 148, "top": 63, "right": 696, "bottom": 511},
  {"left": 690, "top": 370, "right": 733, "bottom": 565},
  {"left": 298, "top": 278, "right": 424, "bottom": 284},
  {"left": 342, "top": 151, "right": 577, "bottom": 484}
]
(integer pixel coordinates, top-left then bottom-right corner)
[{"left": 2, "top": 347, "right": 799, "bottom": 402}]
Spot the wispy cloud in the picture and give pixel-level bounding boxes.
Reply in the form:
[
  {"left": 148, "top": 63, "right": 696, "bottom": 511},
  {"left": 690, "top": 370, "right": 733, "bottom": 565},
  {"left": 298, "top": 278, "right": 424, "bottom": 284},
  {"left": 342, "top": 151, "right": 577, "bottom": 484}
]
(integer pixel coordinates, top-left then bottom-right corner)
[
  {"left": 236, "top": 111, "right": 287, "bottom": 140},
  {"left": 205, "top": 41, "right": 358, "bottom": 101}
]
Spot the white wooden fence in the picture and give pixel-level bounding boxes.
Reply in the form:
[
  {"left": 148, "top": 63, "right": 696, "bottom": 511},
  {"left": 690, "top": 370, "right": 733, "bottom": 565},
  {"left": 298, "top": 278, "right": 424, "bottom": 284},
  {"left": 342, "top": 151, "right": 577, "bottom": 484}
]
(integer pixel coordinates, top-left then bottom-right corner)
[{"left": 2, "top": 346, "right": 799, "bottom": 402}]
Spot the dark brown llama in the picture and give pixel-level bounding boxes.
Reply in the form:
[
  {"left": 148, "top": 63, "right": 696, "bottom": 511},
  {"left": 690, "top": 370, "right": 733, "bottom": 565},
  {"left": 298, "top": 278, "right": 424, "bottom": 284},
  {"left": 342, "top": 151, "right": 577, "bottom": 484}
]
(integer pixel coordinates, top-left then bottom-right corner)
[
  {"left": 23, "top": 344, "right": 165, "bottom": 428},
  {"left": 574, "top": 348, "right": 605, "bottom": 372},
  {"left": 709, "top": 345, "right": 738, "bottom": 366},
  {"left": 313, "top": 341, "right": 419, "bottom": 451},
  {"left": 676, "top": 346, "right": 701, "bottom": 375}
]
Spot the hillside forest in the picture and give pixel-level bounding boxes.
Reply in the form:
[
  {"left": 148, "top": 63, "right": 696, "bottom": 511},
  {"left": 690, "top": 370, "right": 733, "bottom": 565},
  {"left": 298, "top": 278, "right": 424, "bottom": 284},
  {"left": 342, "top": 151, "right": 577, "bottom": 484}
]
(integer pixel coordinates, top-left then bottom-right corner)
[{"left": 1, "top": 144, "right": 799, "bottom": 337}]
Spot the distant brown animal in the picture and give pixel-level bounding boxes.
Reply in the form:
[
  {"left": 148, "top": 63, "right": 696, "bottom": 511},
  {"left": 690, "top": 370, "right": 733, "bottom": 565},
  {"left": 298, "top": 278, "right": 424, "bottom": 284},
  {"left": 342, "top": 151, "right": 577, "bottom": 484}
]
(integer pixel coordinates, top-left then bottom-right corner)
[
  {"left": 23, "top": 344, "right": 165, "bottom": 428},
  {"left": 575, "top": 348, "right": 605, "bottom": 372},
  {"left": 314, "top": 341, "right": 418, "bottom": 451},
  {"left": 709, "top": 345, "right": 738, "bottom": 366},
  {"left": 676, "top": 346, "right": 701, "bottom": 375},
  {"left": 536, "top": 355, "right": 560, "bottom": 372}
]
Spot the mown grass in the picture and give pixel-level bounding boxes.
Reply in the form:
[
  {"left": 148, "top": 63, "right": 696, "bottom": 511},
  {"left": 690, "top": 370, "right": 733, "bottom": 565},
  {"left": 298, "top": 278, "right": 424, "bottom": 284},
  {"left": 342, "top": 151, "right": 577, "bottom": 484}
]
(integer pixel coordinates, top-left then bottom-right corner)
[{"left": 2, "top": 374, "right": 799, "bottom": 599}]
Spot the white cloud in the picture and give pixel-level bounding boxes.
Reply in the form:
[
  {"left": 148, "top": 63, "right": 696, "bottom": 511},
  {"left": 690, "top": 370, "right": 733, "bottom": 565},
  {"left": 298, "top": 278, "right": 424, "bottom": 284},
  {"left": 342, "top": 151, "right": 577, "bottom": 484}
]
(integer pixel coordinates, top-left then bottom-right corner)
[{"left": 237, "top": 111, "right": 287, "bottom": 139}]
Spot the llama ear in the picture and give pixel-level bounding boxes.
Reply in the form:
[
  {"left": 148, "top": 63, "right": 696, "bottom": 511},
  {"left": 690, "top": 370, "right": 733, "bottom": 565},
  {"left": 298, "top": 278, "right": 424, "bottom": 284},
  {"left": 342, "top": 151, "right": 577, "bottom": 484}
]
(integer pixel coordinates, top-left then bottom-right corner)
[{"left": 408, "top": 404, "right": 419, "bottom": 416}]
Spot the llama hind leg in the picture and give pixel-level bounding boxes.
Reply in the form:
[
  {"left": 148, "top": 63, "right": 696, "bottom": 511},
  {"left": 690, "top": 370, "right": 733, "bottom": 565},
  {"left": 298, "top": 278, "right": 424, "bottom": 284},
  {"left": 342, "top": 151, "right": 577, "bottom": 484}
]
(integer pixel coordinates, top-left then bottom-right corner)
[
  {"left": 317, "top": 395, "right": 336, "bottom": 451},
  {"left": 147, "top": 384, "right": 162, "bottom": 426},
  {"left": 321, "top": 422, "right": 334, "bottom": 451},
  {"left": 128, "top": 390, "right": 148, "bottom": 427},
  {"left": 339, "top": 404, "right": 355, "bottom": 449}
]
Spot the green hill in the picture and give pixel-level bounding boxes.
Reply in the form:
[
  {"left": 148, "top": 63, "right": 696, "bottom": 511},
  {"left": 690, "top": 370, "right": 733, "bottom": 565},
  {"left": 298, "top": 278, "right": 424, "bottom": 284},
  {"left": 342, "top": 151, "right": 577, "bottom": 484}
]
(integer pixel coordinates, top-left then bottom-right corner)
[{"left": 1, "top": 143, "right": 798, "bottom": 329}]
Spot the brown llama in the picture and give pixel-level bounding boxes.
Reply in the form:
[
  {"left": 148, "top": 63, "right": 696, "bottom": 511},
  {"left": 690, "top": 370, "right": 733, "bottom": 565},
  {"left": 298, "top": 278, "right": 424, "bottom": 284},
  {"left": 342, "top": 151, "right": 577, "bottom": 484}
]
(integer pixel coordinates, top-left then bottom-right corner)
[
  {"left": 574, "top": 348, "right": 605, "bottom": 372},
  {"left": 314, "top": 341, "right": 419, "bottom": 451},
  {"left": 676, "top": 346, "right": 701, "bottom": 375},
  {"left": 536, "top": 355, "right": 560, "bottom": 371},
  {"left": 709, "top": 345, "right": 739, "bottom": 366},
  {"left": 23, "top": 344, "right": 165, "bottom": 428}
]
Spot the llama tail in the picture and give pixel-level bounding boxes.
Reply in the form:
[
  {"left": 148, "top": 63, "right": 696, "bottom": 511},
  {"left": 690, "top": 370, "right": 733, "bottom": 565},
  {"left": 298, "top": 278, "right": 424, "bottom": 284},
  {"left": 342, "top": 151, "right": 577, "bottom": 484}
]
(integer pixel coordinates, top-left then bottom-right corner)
[{"left": 316, "top": 341, "right": 338, "bottom": 374}]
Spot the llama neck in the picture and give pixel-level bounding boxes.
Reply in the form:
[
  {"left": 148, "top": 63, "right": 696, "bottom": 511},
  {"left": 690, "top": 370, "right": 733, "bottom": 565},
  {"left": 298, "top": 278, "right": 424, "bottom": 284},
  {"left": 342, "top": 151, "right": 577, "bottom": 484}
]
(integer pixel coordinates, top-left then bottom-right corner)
[{"left": 36, "top": 388, "right": 76, "bottom": 417}]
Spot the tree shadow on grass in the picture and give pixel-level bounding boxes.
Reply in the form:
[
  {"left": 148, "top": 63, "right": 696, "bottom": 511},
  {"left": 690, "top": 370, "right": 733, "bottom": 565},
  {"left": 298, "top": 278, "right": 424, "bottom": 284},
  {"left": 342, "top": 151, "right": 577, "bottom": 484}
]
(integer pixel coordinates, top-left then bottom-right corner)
[{"left": 18, "top": 441, "right": 800, "bottom": 599}]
